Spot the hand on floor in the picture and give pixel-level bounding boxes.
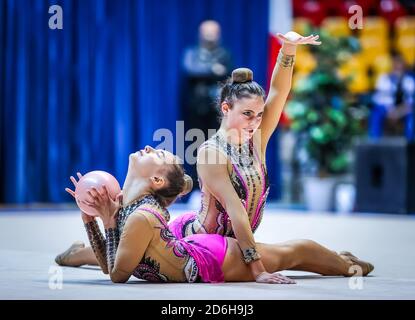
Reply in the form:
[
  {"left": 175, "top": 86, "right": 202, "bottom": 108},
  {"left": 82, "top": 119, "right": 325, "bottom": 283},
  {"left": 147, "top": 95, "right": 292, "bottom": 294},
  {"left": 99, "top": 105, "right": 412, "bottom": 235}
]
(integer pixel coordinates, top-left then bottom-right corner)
[{"left": 255, "top": 271, "right": 296, "bottom": 284}]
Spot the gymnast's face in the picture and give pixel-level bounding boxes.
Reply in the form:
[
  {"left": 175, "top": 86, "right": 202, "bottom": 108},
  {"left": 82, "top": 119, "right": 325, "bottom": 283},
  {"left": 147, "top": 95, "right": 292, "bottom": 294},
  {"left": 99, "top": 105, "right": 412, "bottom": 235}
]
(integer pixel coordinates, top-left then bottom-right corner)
[
  {"left": 129, "top": 146, "right": 177, "bottom": 184},
  {"left": 222, "top": 95, "right": 265, "bottom": 141}
]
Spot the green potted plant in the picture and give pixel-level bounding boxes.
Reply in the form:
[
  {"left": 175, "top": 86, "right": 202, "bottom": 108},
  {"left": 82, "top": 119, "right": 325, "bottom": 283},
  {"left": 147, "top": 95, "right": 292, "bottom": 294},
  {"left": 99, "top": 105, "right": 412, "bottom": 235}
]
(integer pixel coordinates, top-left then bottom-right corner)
[{"left": 285, "top": 31, "right": 368, "bottom": 211}]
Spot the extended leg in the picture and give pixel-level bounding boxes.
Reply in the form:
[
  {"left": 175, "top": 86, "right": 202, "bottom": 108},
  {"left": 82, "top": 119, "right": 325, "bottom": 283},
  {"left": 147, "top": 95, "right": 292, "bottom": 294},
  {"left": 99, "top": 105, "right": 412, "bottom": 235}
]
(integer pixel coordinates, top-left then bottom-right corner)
[{"left": 222, "top": 238, "right": 374, "bottom": 282}]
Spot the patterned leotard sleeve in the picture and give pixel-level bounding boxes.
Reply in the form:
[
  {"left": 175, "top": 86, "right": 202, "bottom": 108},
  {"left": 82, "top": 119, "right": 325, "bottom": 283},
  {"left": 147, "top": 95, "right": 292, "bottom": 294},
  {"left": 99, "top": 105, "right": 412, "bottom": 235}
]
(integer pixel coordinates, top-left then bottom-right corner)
[
  {"left": 105, "top": 227, "right": 120, "bottom": 273},
  {"left": 104, "top": 212, "right": 154, "bottom": 283},
  {"left": 84, "top": 220, "right": 109, "bottom": 274}
]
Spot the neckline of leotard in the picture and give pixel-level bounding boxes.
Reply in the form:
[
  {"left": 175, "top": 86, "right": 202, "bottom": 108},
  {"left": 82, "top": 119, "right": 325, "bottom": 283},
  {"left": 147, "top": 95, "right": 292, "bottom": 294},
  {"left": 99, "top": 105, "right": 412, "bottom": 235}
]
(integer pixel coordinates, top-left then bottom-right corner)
[
  {"left": 213, "top": 131, "right": 255, "bottom": 166},
  {"left": 120, "top": 194, "right": 170, "bottom": 222},
  {"left": 214, "top": 130, "right": 253, "bottom": 147}
]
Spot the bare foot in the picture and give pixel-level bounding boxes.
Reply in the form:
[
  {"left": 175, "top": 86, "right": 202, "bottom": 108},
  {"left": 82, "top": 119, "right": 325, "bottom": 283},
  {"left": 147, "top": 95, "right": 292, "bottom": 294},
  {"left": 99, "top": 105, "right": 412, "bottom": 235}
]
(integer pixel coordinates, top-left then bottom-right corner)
[
  {"left": 339, "top": 251, "right": 374, "bottom": 276},
  {"left": 55, "top": 241, "right": 85, "bottom": 267}
]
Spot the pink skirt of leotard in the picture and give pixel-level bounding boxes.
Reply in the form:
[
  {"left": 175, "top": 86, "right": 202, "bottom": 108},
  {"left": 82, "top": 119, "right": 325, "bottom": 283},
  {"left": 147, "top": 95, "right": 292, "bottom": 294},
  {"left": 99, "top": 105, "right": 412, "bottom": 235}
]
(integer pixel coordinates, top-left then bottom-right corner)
[{"left": 178, "top": 233, "right": 228, "bottom": 283}]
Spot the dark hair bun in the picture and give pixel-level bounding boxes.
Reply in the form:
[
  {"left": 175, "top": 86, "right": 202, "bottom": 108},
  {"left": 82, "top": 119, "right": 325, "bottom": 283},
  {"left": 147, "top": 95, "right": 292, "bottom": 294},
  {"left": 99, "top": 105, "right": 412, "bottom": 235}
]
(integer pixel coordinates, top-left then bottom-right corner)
[{"left": 231, "top": 68, "right": 253, "bottom": 84}]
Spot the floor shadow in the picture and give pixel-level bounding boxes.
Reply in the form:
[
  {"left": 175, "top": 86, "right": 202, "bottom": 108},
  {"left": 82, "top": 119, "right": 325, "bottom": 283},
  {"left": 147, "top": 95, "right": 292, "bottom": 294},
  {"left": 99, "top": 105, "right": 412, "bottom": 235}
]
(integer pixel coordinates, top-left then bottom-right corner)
[
  {"left": 55, "top": 265, "right": 101, "bottom": 271},
  {"left": 287, "top": 275, "right": 376, "bottom": 280},
  {"left": 287, "top": 275, "right": 336, "bottom": 280},
  {"left": 34, "top": 279, "right": 114, "bottom": 286},
  {"left": 35, "top": 278, "right": 180, "bottom": 286},
  {"left": 78, "top": 265, "right": 101, "bottom": 271}
]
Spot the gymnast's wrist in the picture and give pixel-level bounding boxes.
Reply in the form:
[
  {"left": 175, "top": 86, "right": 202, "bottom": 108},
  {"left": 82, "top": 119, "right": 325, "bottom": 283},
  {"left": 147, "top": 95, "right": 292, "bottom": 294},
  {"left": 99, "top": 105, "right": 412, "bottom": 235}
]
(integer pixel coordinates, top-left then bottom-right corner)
[
  {"left": 81, "top": 212, "right": 95, "bottom": 224},
  {"left": 255, "top": 271, "right": 268, "bottom": 281},
  {"left": 277, "top": 49, "right": 295, "bottom": 68},
  {"left": 242, "top": 246, "right": 261, "bottom": 264},
  {"left": 249, "top": 259, "right": 266, "bottom": 279},
  {"left": 281, "top": 42, "right": 297, "bottom": 56},
  {"left": 103, "top": 218, "right": 117, "bottom": 230}
]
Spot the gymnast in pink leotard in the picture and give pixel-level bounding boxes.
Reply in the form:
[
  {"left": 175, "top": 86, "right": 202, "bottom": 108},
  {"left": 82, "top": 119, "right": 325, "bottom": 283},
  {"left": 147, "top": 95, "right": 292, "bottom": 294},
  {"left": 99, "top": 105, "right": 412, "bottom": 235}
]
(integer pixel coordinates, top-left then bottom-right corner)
[
  {"left": 56, "top": 32, "right": 374, "bottom": 283},
  {"left": 61, "top": 147, "right": 373, "bottom": 284}
]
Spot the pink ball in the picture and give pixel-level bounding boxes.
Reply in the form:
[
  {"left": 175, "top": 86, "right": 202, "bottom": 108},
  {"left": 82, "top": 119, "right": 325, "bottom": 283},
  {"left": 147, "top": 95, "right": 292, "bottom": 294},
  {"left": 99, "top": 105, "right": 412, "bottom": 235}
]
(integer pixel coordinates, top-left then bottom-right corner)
[{"left": 75, "top": 171, "right": 121, "bottom": 217}]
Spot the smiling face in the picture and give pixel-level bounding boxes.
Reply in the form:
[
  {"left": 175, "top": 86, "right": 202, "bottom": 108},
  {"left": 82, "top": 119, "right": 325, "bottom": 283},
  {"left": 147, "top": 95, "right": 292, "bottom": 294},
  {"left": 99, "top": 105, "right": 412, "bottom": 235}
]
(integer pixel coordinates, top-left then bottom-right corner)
[{"left": 221, "top": 95, "right": 265, "bottom": 140}]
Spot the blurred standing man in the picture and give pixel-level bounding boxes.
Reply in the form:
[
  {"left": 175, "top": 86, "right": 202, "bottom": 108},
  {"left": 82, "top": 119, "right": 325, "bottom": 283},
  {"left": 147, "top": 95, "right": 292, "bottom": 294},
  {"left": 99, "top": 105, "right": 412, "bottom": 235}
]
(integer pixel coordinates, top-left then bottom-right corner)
[
  {"left": 183, "top": 20, "right": 233, "bottom": 136},
  {"left": 181, "top": 20, "right": 233, "bottom": 199}
]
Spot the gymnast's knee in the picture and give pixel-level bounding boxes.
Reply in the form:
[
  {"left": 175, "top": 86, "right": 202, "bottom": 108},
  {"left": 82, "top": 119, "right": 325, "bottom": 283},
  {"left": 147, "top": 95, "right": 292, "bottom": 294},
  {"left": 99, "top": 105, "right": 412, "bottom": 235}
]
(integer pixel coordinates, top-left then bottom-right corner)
[{"left": 289, "top": 239, "right": 319, "bottom": 258}]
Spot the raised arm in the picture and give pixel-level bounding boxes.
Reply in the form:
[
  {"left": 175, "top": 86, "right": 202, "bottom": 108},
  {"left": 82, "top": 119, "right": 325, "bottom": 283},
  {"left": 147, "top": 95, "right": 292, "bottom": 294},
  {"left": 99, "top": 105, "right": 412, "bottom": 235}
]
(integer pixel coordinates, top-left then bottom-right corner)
[
  {"left": 197, "top": 147, "right": 285, "bottom": 283},
  {"left": 260, "top": 32, "right": 321, "bottom": 153}
]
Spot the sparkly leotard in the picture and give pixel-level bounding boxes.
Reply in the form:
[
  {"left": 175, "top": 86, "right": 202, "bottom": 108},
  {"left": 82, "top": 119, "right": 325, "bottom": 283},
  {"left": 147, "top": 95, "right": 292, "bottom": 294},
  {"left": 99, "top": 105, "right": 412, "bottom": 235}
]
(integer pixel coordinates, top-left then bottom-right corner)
[
  {"left": 169, "top": 131, "right": 270, "bottom": 239},
  {"left": 85, "top": 194, "right": 227, "bottom": 283}
]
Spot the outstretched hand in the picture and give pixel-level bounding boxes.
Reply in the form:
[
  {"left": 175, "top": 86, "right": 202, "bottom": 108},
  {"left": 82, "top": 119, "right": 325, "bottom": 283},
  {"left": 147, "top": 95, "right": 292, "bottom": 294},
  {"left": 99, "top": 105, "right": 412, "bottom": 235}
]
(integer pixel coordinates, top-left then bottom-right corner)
[
  {"left": 276, "top": 31, "right": 321, "bottom": 46},
  {"left": 255, "top": 271, "right": 296, "bottom": 284},
  {"left": 65, "top": 172, "right": 94, "bottom": 224}
]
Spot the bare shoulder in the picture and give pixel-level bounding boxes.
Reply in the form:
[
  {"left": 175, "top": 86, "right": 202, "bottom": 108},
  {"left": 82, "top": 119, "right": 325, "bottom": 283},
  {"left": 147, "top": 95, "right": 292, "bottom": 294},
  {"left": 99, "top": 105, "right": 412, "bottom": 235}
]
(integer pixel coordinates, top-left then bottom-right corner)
[{"left": 197, "top": 144, "right": 228, "bottom": 167}]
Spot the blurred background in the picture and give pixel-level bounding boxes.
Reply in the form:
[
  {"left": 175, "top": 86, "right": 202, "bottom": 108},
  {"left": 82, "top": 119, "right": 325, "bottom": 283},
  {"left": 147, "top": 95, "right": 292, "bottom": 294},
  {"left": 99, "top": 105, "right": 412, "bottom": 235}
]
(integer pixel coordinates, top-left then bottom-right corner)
[{"left": 1, "top": 0, "right": 414, "bottom": 215}]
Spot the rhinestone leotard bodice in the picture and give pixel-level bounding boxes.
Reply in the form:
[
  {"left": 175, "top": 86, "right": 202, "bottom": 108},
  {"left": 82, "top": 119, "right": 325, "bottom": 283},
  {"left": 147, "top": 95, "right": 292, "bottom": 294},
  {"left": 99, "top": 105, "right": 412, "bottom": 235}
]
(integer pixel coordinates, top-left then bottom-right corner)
[{"left": 183, "top": 132, "right": 270, "bottom": 237}]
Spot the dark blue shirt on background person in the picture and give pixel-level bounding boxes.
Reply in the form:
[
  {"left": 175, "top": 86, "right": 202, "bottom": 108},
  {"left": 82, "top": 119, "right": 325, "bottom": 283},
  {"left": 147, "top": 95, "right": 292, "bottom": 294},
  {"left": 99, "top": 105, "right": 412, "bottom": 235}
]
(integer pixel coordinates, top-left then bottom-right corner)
[{"left": 369, "top": 53, "right": 415, "bottom": 140}]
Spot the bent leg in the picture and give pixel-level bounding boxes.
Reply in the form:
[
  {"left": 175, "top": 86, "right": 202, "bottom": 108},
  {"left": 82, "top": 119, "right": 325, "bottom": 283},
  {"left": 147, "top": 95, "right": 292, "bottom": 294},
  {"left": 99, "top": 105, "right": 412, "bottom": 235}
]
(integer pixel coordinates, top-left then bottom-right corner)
[{"left": 55, "top": 242, "right": 98, "bottom": 267}]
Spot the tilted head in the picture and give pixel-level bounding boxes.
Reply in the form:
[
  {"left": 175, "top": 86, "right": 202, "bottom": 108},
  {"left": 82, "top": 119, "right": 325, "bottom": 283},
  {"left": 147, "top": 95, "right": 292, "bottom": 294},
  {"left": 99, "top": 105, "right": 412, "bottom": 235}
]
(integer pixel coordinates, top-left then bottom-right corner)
[{"left": 128, "top": 146, "right": 193, "bottom": 207}]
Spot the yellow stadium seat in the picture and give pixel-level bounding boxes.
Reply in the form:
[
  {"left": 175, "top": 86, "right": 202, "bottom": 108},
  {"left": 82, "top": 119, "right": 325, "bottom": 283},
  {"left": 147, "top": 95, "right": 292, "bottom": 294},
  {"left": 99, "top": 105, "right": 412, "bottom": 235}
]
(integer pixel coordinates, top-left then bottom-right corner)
[
  {"left": 395, "top": 35, "right": 415, "bottom": 66},
  {"left": 294, "top": 51, "right": 317, "bottom": 74},
  {"left": 321, "top": 17, "right": 351, "bottom": 37},
  {"left": 359, "top": 36, "right": 390, "bottom": 63},
  {"left": 362, "top": 51, "right": 391, "bottom": 67},
  {"left": 395, "top": 16, "right": 415, "bottom": 37},
  {"left": 360, "top": 17, "right": 389, "bottom": 38},
  {"left": 359, "top": 35, "right": 389, "bottom": 51},
  {"left": 338, "top": 53, "right": 371, "bottom": 92},
  {"left": 371, "top": 54, "right": 393, "bottom": 75},
  {"left": 400, "top": 49, "right": 415, "bottom": 67},
  {"left": 338, "top": 54, "right": 367, "bottom": 78},
  {"left": 293, "top": 18, "right": 313, "bottom": 36},
  {"left": 295, "top": 43, "right": 310, "bottom": 54},
  {"left": 348, "top": 72, "right": 371, "bottom": 94}
]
